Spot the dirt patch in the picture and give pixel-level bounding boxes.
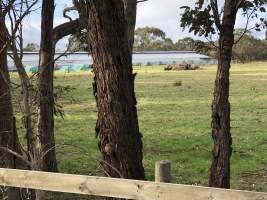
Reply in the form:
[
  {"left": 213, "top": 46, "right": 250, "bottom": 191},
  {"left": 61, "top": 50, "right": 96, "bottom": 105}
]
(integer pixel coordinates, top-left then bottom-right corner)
[
  {"left": 237, "top": 168, "right": 267, "bottom": 191},
  {"left": 240, "top": 168, "right": 267, "bottom": 179}
]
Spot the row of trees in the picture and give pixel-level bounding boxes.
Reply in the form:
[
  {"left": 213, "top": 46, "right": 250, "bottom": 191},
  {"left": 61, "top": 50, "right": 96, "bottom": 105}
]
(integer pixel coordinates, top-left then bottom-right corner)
[
  {"left": 194, "top": 29, "right": 267, "bottom": 63},
  {"left": 0, "top": 0, "right": 267, "bottom": 199},
  {"left": 23, "top": 43, "right": 39, "bottom": 51},
  {"left": 232, "top": 30, "right": 267, "bottom": 62},
  {"left": 67, "top": 26, "right": 267, "bottom": 63},
  {"left": 134, "top": 27, "right": 267, "bottom": 64},
  {"left": 66, "top": 26, "right": 202, "bottom": 51}
]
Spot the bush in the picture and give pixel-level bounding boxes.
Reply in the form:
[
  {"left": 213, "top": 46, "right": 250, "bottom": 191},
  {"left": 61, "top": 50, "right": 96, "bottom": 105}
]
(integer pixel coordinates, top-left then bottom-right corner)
[{"left": 173, "top": 81, "right": 182, "bottom": 87}]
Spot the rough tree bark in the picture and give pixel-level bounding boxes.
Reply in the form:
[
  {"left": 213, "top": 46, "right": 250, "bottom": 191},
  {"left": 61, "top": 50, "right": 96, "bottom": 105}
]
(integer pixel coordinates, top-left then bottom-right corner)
[
  {"left": 37, "top": 0, "right": 57, "bottom": 172},
  {"left": 0, "top": 10, "right": 23, "bottom": 200},
  {"left": 87, "top": 0, "right": 145, "bottom": 180},
  {"left": 209, "top": 0, "right": 238, "bottom": 189},
  {"left": 123, "top": 0, "right": 137, "bottom": 50}
]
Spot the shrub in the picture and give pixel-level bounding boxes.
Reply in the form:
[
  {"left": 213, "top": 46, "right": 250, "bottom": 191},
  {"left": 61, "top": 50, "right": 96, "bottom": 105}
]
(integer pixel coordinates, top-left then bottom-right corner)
[{"left": 173, "top": 81, "right": 182, "bottom": 87}]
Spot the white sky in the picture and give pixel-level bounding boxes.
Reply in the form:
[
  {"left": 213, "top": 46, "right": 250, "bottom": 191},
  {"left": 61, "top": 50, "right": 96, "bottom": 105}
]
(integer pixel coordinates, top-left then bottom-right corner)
[
  {"left": 136, "top": 0, "right": 196, "bottom": 41},
  {"left": 20, "top": 0, "right": 266, "bottom": 49}
]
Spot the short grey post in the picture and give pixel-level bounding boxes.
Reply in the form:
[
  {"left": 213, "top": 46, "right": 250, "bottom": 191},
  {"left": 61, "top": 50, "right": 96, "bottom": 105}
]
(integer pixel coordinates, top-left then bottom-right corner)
[{"left": 155, "top": 160, "right": 171, "bottom": 183}]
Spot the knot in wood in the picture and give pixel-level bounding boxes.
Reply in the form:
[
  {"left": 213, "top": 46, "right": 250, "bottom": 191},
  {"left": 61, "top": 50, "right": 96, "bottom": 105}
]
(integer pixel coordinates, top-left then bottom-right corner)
[{"left": 104, "top": 143, "right": 114, "bottom": 155}]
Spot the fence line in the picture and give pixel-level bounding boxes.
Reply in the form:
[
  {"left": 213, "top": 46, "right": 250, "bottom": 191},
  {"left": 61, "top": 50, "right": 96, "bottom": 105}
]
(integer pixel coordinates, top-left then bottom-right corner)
[{"left": 0, "top": 168, "right": 266, "bottom": 200}]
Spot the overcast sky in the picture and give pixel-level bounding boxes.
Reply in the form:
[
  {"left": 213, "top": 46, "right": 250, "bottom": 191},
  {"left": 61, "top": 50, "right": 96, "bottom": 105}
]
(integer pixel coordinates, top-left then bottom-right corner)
[
  {"left": 136, "top": 0, "right": 196, "bottom": 40},
  {"left": 21, "top": 0, "right": 266, "bottom": 49}
]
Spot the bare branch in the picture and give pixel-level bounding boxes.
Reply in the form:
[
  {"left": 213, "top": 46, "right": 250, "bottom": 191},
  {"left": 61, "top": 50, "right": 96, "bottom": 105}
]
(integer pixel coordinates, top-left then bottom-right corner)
[
  {"left": 205, "top": 35, "right": 219, "bottom": 49},
  {"left": 63, "top": 6, "right": 76, "bottom": 21},
  {"left": 137, "top": 0, "right": 149, "bottom": 3},
  {"left": 0, "top": 147, "right": 31, "bottom": 166},
  {"left": 234, "top": 9, "right": 256, "bottom": 44}
]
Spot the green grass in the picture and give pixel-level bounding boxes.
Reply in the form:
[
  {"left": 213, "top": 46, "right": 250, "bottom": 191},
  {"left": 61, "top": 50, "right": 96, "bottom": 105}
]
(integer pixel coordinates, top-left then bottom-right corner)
[{"left": 12, "top": 62, "right": 267, "bottom": 199}]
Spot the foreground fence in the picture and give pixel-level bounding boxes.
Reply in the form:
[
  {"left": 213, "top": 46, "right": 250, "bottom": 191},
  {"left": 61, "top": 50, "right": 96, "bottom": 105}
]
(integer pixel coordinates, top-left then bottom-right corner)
[{"left": 0, "top": 167, "right": 266, "bottom": 200}]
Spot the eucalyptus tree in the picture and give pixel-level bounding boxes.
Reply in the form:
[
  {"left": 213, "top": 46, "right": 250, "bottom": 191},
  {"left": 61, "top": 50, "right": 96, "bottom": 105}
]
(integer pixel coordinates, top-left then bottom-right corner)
[
  {"left": 181, "top": 0, "right": 267, "bottom": 188},
  {"left": 86, "top": 0, "right": 146, "bottom": 180},
  {"left": 134, "top": 27, "right": 175, "bottom": 51},
  {"left": 37, "top": 0, "right": 87, "bottom": 172}
]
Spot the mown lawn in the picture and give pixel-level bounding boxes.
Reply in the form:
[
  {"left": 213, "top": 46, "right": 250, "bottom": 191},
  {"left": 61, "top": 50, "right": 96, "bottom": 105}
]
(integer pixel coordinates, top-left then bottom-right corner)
[{"left": 12, "top": 62, "right": 267, "bottom": 199}]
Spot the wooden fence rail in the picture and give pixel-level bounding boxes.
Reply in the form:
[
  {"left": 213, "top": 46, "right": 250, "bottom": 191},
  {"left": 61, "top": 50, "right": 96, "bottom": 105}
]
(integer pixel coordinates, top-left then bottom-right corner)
[{"left": 0, "top": 168, "right": 266, "bottom": 200}]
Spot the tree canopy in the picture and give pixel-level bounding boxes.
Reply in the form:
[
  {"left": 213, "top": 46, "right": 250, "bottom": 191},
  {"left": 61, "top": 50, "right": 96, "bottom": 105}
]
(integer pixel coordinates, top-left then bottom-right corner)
[
  {"left": 67, "top": 25, "right": 267, "bottom": 62},
  {"left": 180, "top": 0, "right": 267, "bottom": 38},
  {"left": 23, "top": 43, "right": 39, "bottom": 52},
  {"left": 133, "top": 26, "right": 174, "bottom": 51}
]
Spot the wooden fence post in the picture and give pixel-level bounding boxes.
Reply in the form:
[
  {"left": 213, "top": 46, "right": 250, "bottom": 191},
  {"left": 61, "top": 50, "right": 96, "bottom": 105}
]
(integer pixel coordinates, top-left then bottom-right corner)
[{"left": 155, "top": 160, "right": 171, "bottom": 183}]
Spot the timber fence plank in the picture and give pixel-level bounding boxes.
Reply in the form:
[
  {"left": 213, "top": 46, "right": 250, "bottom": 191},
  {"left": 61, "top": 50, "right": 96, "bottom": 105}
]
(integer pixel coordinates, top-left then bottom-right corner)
[{"left": 0, "top": 168, "right": 266, "bottom": 200}]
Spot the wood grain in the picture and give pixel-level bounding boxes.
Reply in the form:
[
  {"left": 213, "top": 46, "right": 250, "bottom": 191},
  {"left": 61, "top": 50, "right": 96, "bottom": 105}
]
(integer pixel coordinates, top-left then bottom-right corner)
[{"left": 0, "top": 168, "right": 266, "bottom": 200}]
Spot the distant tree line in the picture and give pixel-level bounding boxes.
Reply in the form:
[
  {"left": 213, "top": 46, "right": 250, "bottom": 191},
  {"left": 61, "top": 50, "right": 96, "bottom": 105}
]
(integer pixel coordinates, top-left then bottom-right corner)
[
  {"left": 66, "top": 26, "right": 267, "bottom": 63},
  {"left": 23, "top": 43, "right": 39, "bottom": 52},
  {"left": 195, "top": 29, "right": 267, "bottom": 63},
  {"left": 232, "top": 30, "right": 267, "bottom": 63},
  {"left": 133, "top": 27, "right": 267, "bottom": 63}
]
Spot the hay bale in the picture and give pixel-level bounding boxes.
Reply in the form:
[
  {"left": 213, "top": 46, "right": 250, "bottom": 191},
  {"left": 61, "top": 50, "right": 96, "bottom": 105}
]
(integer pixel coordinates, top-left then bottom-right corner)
[
  {"left": 191, "top": 64, "right": 200, "bottom": 70},
  {"left": 164, "top": 63, "right": 200, "bottom": 71},
  {"left": 164, "top": 65, "right": 173, "bottom": 71}
]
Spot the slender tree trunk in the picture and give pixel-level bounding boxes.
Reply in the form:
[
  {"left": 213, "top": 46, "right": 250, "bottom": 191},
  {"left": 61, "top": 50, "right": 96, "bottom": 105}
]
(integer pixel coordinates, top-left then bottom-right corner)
[
  {"left": 38, "top": 0, "right": 57, "bottom": 172},
  {"left": 37, "top": 0, "right": 86, "bottom": 172},
  {"left": 6, "top": 21, "right": 41, "bottom": 200},
  {"left": 12, "top": 46, "right": 35, "bottom": 155},
  {"left": 0, "top": 11, "right": 24, "bottom": 200},
  {"left": 87, "top": 0, "right": 145, "bottom": 180},
  {"left": 209, "top": 1, "right": 238, "bottom": 189}
]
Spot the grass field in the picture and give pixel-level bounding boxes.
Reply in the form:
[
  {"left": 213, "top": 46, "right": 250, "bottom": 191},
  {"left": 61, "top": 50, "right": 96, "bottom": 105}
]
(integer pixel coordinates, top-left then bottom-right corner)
[{"left": 13, "top": 62, "right": 267, "bottom": 199}]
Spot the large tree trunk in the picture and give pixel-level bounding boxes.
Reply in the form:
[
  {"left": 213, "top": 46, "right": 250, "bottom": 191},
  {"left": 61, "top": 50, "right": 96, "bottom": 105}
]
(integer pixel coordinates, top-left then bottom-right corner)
[
  {"left": 37, "top": 0, "right": 57, "bottom": 172},
  {"left": 0, "top": 11, "right": 24, "bottom": 200},
  {"left": 87, "top": 0, "right": 145, "bottom": 180},
  {"left": 209, "top": 0, "right": 238, "bottom": 189},
  {"left": 123, "top": 0, "right": 137, "bottom": 51}
]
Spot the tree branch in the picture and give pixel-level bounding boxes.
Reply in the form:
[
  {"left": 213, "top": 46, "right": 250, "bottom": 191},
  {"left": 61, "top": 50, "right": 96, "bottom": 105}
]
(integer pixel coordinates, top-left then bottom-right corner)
[
  {"left": 53, "top": 19, "right": 83, "bottom": 43},
  {"left": 1, "top": 0, "right": 16, "bottom": 16},
  {"left": 234, "top": 9, "right": 255, "bottom": 44},
  {"left": 137, "top": 0, "right": 149, "bottom": 3},
  {"left": 0, "top": 146, "right": 31, "bottom": 166},
  {"left": 63, "top": 6, "right": 76, "bottom": 21}
]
